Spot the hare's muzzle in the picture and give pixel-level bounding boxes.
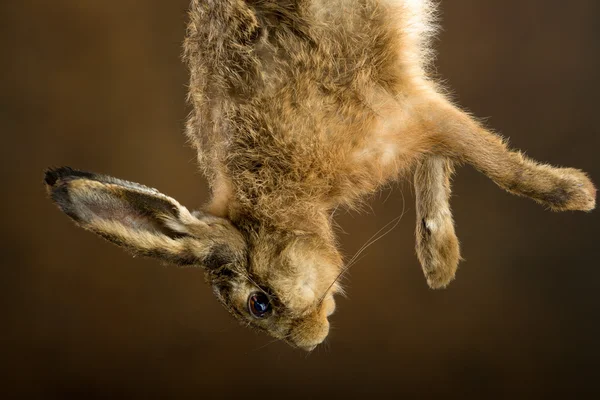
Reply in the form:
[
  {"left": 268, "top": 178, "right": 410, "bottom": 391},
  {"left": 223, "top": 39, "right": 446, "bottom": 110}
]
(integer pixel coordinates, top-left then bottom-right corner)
[{"left": 288, "top": 305, "right": 332, "bottom": 352}]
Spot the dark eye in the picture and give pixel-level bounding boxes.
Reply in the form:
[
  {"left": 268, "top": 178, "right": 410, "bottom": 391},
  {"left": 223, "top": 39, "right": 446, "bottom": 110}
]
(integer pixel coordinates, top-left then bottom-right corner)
[{"left": 248, "top": 292, "right": 271, "bottom": 318}]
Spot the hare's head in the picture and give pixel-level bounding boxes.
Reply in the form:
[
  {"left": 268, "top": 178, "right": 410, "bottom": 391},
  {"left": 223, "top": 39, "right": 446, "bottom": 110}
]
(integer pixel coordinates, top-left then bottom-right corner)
[{"left": 45, "top": 167, "right": 342, "bottom": 351}]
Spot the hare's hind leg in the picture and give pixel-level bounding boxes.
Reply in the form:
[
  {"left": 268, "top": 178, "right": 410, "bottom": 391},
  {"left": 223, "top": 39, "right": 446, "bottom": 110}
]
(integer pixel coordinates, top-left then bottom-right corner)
[
  {"left": 414, "top": 155, "right": 461, "bottom": 289},
  {"left": 421, "top": 94, "right": 596, "bottom": 212}
]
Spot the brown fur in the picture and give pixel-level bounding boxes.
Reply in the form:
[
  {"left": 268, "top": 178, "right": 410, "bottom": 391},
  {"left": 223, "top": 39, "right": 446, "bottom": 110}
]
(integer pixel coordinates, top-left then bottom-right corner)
[
  {"left": 414, "top": 156, "right": 460, "bottom": 289},
  {"left": 46, "top": 0, "right": 595, "bottom": 351}
]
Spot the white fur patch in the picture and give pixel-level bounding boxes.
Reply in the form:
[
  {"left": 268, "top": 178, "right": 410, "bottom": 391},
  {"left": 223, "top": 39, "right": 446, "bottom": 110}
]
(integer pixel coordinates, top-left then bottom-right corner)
[
  {"left": 295, "top": 266, "right": 317, "bottom": 304},
  {"left": 425, "top": 218, "right": 438, "bottom": 232}
]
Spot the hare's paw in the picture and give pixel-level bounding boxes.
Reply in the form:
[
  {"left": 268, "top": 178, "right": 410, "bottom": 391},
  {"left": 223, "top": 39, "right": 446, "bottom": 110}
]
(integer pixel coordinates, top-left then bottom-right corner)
[
  {"left": 417, "top": 218, "right": 461, "bottom": 289},
  {"left": 422, "top": 233, "right": 460, "bottom": 289},
  {"left": 543, "top": 168, "right": 596, "bottom": 212}
]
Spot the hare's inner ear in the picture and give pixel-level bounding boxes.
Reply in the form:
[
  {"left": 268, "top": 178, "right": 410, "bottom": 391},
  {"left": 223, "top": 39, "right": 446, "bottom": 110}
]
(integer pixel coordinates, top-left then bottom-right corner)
[{"left": 45, "top": 167, "right": 204, "bottom": 265}]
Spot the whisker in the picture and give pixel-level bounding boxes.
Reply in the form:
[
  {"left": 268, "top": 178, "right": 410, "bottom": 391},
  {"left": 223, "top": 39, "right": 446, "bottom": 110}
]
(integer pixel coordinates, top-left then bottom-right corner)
[
  {"left": 342, "top": 253, "right": 368, "bottom": 275},
  {"left": 345, "top": 213, "right": 404, "bottom": 269},
  {"left": 317, "top": 212, "right": 406, "bottom": 305},
  {"left": 249, "top": 337, "right": 281, "bottom": 353}
]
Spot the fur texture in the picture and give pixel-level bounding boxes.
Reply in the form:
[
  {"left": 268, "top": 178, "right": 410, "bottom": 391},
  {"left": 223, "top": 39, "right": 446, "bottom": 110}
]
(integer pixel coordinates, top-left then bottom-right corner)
[{"left": 46, "top": 0, "right": 595, "bottom": 351}]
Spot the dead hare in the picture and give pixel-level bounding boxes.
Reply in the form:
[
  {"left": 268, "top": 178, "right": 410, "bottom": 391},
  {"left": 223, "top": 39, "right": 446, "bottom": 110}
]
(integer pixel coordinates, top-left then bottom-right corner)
[{"left": 45, "top": 0, "right": 596, "bottom": 351}]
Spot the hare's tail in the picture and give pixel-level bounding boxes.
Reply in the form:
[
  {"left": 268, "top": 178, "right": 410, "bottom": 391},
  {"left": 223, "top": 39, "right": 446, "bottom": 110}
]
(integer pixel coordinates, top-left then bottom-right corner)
[{"left": 414, "top": 155, "right": 461, "bottom": 289}]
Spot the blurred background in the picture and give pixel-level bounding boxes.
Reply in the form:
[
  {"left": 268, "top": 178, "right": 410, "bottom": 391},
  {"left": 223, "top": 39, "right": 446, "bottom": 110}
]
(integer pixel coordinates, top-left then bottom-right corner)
[{"left": 2, "top": 0, "right": 599, "bottom": 398}]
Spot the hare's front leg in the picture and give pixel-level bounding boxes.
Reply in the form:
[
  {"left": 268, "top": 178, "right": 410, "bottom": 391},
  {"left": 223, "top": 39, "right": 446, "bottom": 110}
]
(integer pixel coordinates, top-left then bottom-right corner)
[
  {"left": 414, "top": 155, "right": 461, "bottom": 289},
  {"left": 421, "top": 94, "right": 596, "bottom": 212}
]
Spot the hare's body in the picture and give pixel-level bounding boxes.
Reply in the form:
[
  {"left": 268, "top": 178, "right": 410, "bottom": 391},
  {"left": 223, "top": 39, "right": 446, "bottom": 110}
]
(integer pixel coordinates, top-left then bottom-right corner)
[
  {"left": 185, "top": 0, "right": 437, "bottom": 229},
  {"left": 46, "top": 0, "right": 595, "bottom": 351}
]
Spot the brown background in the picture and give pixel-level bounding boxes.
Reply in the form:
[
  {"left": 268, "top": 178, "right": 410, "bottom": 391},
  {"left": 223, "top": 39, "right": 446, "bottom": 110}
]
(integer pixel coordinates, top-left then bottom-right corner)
[{"left": 2, "top": 0, "right": 599, "bottom": 398}]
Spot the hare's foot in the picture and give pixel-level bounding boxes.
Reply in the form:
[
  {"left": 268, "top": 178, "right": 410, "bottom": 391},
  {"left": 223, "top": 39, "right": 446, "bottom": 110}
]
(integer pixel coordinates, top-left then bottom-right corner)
[
  {"left": 526, "top": 167, "right": 596, "bottom": 212},
  {"left": 417, "top": 93, "right": 596, "bottom": 213},
  {"left": 417, "top": 217, "right": 460, "bottom": 289},
  {"left": 414, "top": 155, "right": 460, "bottom": 289}
]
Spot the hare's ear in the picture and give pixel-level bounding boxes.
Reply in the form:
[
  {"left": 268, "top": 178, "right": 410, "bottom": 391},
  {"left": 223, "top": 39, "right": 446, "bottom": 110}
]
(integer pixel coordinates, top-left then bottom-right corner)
[{"left": 44, "top": 167, "right": 229, "bottom": 266}]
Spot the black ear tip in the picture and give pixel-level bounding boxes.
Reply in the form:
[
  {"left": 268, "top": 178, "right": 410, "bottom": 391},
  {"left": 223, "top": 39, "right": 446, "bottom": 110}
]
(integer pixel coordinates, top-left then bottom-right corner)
[
  {"left": 45, "top": 167, "right": 70, "bottom": 187},
  {"left": 44, "top": 167, "right": 96, "bottom": 187}
]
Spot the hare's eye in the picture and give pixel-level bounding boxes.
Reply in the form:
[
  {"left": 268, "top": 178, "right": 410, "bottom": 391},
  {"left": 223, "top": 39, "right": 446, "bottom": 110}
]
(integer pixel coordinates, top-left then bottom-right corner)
[{"left": 248, "top": 292, "right": 271, "bottom": 318}]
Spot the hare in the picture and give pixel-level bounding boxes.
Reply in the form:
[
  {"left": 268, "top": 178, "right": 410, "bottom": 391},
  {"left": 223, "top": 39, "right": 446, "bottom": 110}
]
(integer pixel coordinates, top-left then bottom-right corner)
[{"left": 45, "top": 0, "right": 596, "bottom": 351}]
